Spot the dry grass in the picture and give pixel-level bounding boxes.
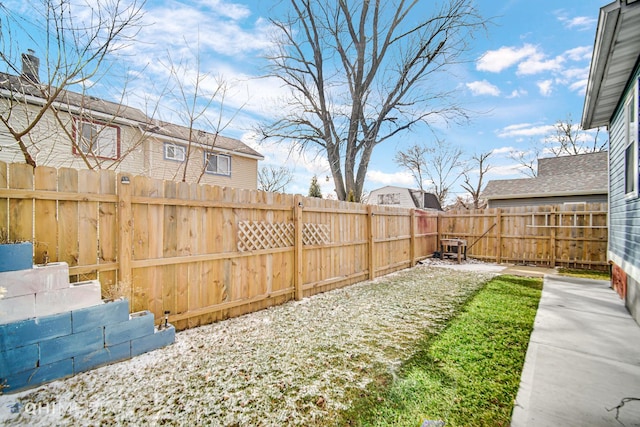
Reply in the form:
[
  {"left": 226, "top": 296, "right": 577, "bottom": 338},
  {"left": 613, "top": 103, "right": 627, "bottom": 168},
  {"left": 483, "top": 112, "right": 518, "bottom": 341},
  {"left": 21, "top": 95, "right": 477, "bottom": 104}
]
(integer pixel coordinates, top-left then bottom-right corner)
[{"left": 0, "top": 266, "right": 494, "bottom": 426}]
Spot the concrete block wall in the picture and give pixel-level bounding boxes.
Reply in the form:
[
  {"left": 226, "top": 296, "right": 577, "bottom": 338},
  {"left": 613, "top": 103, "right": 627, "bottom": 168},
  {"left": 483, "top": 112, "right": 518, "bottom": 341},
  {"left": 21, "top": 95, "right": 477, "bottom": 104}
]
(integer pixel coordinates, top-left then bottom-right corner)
[
  {"left": 0, "top": 263, "right": 102, "bottom": 324},
  {"left": 0, "top": 299, "right": 175, "bottom": 393}
]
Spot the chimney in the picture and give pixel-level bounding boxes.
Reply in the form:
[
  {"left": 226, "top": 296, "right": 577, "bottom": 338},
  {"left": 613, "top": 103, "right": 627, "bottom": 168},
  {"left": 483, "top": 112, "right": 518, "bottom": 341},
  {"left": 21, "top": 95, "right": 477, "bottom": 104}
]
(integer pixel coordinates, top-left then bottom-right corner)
[{"left": 21, "top": 49, "right": 39, "bottom": 83}]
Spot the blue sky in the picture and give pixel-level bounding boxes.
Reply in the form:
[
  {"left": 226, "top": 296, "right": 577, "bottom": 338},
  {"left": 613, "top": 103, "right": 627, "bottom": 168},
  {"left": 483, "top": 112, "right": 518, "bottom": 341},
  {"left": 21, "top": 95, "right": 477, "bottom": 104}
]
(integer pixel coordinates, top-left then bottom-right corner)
[{"left": 3, "top": 0, "right": 608, "bottom": 200}]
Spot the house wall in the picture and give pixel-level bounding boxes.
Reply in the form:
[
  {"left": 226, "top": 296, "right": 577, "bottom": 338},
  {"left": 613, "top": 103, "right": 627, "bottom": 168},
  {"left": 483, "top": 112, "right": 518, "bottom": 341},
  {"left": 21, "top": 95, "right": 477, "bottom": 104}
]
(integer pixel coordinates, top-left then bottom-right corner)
[
  {"left": 487, "top": 194, "right": 608, "bottom": 209},
  {"left": 608, "top": 64, "right": 640, "bottom": 325},
  {"left": 0, "top": 101, "right": 259, "bottom": 189},
  {"left": 145, "top": 139, "right": 259, "bottom": 189}
]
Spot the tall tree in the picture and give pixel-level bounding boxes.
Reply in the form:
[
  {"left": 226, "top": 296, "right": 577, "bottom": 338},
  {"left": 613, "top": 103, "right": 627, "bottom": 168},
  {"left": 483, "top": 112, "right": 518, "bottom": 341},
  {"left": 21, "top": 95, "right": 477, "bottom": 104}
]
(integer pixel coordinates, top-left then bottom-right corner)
[
  {"left": 394, "top": 144, "right": 430, "bottom": 191},
  {"left": 258, "top": 165, "right": 294, "bottom": 193},
  {"left": 509, "top": 115, "right": 606, "bottom": 177},
  {"left": 261, "top": 0, "right": 485, "bottom": 201},
  {"left": 424, "top": 139, "right": 464, "bottom": 206},
  {"left": 0, "top": 0, "right": 145, "bottom": 167},
  {"left": 461, "top": 151, "right": 492, "bottom": 209}
]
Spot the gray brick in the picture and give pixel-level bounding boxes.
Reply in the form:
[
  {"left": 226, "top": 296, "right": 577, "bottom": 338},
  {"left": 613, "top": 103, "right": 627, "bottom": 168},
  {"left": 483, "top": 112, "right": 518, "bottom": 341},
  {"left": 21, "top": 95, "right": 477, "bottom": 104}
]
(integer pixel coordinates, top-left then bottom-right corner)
[
  {"left": 0, "top": 344, "right": 39, "bottom": 377},
  {"left": 2, "top": 358, "right": 73, "bottom": 393},
  {"left": 131, "top": 325, "right": 175, "bottom": 357},
  {"left": 0, "top": 312, "right": 71, "bottom": 352},
  {"left": 36, "top": 280, "right": 102, "bottom": 318},
  {"left": 104, "top": 311, "right": 155, "bottom": 346},
  {"left": 72, "top": 299, "right": 129, "bottom": 333},
  {"left": 40, "top": 328, "right": 104, "bottom": 365},
  {"left": 74, "top": 342, "right": 131, "bottom": 374},
  {"left": 0, "top": 262, "right": 70, "bottom": 298},
  {"left": 0, "top": 294, "right": 35, "bottom": 325}
]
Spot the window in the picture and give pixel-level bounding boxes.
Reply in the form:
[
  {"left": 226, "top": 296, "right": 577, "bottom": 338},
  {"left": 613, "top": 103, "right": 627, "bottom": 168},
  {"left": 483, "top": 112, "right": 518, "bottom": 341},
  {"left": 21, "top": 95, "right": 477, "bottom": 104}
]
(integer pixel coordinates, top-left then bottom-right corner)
[
  {"left": 164, "top": 143, "right": 186, "bottom": 162},
  {"left": 378, "top": 193, "right": 400, "bottom": 205},
  {"left": 74, "top": 119, "right": 119, "bottom": 160},
  {"left": 204, "top": 152, "right": 231, "bottom": 176},
  {"left": 624, "top": 79, "right": 639, "bottom": 198}
]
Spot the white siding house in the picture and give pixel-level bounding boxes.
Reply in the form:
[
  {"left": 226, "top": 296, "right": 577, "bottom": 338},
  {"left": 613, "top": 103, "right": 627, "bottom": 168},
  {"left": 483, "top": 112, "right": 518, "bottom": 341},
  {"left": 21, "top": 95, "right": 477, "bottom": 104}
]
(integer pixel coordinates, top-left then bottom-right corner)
[{"left": 582, "top": 0, "right": 640, "bottom": 324}]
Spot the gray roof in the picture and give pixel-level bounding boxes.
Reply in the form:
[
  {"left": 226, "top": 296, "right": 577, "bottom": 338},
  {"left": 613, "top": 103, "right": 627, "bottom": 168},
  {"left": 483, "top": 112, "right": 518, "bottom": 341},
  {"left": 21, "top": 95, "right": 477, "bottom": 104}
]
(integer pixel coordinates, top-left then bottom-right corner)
[
  {"left": 482, "top": 152, "right": 608, "bottom": 200},
  {"left": 0, "top": 72, "right": 263, "bottom": 159},
  {"left": 582, "top": 0, "right": 640, "bottom": 129}
]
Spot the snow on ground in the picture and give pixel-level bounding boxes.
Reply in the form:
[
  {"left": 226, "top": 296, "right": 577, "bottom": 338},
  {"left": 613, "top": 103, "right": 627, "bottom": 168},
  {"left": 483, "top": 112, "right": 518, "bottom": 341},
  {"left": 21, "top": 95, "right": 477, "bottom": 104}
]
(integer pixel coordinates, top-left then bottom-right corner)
[{"left": 0, "top": 266, "right": 494, "bottom": 426}]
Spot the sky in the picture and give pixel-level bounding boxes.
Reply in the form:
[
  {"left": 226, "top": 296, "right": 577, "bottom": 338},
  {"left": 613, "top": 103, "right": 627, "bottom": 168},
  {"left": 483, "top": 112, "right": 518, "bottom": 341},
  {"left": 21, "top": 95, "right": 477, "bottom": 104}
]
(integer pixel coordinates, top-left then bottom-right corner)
[{"left": 2, "top": 0, "right": 610, "bottom": 201}]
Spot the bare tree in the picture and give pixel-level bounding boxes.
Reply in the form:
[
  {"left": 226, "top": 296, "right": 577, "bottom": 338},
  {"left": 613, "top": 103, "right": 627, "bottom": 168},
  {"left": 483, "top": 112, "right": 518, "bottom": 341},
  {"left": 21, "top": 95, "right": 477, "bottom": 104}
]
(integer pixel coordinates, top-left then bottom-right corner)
[
  {"left": 156, "top": 40, "right": 246, "bottom": 184},
  {"left": 258, "top": 165, "right": 294, "bottom": 193},
  {"left": 261, "top": 0, "right": 485, "bottom": 202},
  {"left": 509, "top": 115, "right": 606, "bottom": 177},
  {"left": 424, "top": 139, "right": 464, "bottom": 206},
  {"left": 394, "top": 144, "right": 430, "bottom": 191},
  {"left": 461, "top": 151, "right": 492, "bottom": 209},
  {"left": 0, "top": 0, "right": 145, "bottom": 167}
]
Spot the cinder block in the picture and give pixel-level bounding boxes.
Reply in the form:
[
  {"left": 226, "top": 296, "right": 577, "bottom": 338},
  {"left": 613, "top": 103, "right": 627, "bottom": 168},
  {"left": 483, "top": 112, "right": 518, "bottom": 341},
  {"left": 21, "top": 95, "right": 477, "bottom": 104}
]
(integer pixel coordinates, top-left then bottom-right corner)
[
  {"left": 0, "top": 262, "right": 70, "bottom": 298},
  {"left": 2, "top": 358, "right": 73, "bottom": 393},
  {"left": 0, "top": 312, "right": 71, "bottom": 352},
  {"left": 0, "top": 344, "right": 39, "bottom": 377},
  {"left": 0, "top": 294, "right": 35, "bottom": 325},
  {"left": 131, "top": 324, "right": 175, "bottom": 357},
  {"left": 104, "top": 311, "right": 155, "bottom": 346},
  {"left": 74, "top": 342, "right": 131, "bottom": 374},
  {"left": 36, "top": 280, "right": 102, "bottom": 317},
  {"left": 39, "top": 328, "right": 104, "bottom": 365},
  {"left": 72, "top": 299, "right": 129, "bottom": 333}
]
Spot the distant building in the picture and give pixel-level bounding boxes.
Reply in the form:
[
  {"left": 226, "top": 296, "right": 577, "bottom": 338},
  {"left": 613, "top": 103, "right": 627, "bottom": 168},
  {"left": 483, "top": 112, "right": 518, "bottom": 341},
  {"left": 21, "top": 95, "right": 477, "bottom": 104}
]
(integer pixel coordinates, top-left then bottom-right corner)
[
  {"left": 0, "top": 54, "right": 263, "bottom": 189},
  {"left": 481, "top": 152, "right": 608, "bottom": 208},
  {"left": 368, "top": 186, "right": 442, "bottom": 210},
  {"left": 581, "top": 0, "right": 640, "bottom": 323}
]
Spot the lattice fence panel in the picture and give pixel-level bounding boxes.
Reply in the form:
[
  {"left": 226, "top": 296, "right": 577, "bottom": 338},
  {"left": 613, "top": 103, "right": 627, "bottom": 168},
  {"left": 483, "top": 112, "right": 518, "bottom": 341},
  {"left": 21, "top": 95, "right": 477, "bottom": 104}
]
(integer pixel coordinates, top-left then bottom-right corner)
[
  {"left": 237, "top": 221, "right": 330, "bottom": 251},
  {"left": 303, "top": 223, "right": 330, "bottom": 246},
  {"left": 237, "top": 221, "right": 294, "bottom": 251}
]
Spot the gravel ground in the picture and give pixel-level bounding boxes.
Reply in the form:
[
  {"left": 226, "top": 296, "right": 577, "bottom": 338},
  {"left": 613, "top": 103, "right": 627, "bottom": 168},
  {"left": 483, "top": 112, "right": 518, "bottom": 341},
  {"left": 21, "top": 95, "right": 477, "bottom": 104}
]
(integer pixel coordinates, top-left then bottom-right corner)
[{"left": 0, "top": 265, "right": 494, "bottom": 426}]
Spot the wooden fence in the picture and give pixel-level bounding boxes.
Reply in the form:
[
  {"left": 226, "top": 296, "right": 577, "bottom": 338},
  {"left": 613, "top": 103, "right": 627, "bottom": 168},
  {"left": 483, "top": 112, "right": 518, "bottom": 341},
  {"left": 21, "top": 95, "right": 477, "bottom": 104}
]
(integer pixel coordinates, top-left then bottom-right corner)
[
  {"left": 0, "top": 162, "right": 609, "bottom": 329},
  {"left": 439, "top": 204, "right": 609, "bottom": 270},
  {"left": 0, "top": 162, "right": 438, "bottom": 330}
]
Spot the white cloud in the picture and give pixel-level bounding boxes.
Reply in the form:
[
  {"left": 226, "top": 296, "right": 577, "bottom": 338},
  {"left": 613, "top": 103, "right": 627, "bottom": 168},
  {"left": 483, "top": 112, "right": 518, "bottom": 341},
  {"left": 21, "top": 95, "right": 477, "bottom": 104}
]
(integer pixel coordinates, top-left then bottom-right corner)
[
  {"left": 365, "top": 170, "right": 415, "bottom": 187},
  {"left": 466, "top": 80, "right": 501, "bottom": 96},
  {"left": 496, "top": 123, "right": 555, "bottom": 138},
  {"left": 490, "top": 146, "right": 517, "bottom": 155},
  {"left": 537, "top": 79, "right": 554, "bottom": 96},
  {"left": 506, "top": 89, "right": 527, "bottom": 98},
  {"left": 517, "top": 54, "right": 564, "bottom": 76},
  {"left": 565, "top": 46, "right": 592, "bottom": 61},
  {"left": 476, "top": 44, "right": 538, "bottom": 73},
  {"left": 558, "top": 15, "right": 597, "bottom": 31}
]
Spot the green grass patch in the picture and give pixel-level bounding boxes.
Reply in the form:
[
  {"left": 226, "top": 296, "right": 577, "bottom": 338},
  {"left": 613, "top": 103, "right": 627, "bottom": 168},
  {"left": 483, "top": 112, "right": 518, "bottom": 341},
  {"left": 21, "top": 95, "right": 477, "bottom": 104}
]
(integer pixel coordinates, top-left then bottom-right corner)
[
  {"left": 339, "top": 275, "right": 542, "bottom": 427},
  {"left": 557, "top": 268, "right": 610, "bottom": 281}
]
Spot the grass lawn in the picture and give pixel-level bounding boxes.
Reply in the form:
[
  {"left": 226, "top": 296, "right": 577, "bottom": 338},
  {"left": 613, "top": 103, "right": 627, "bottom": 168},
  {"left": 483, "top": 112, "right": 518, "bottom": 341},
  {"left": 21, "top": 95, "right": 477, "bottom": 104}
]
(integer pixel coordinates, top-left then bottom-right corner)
[
  {"left": 340, "top": 275, "right": 543, "bottom": 427},
  {"left": 557, "top": 268, "right": 610, "bottom": 281}
]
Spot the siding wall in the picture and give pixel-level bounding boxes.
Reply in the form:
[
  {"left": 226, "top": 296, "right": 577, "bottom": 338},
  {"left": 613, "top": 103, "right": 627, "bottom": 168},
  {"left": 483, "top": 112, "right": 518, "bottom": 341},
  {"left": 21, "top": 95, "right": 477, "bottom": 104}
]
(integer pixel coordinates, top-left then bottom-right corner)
[
  {"left": 608, "top": 65, "right": 640, "bottom": 324},
  {"left": 488, "top": 194, "right": 608, "bottom": 209}
]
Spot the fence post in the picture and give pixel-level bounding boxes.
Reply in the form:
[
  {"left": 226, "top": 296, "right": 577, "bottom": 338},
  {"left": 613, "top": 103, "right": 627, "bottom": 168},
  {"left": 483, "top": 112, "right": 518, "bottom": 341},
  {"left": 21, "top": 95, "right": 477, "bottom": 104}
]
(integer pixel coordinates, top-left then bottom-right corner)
[
  {"left": 117, "top": 173, "right": 133, "bottom": 305},
  {"left": 550, "top": 208, "right": 557, "bottom": 268},
  {"left": 368, "top": 204, "right": 375, "bottom": 280},
  {"left": 496, "top": 209, "right": 502, "bottom": 264},
  {"left": 410, "top": 209, "right": 416, "bottom": 267},
  {"left": 294, "top": 195, "right": 304, "bottom": 300}
]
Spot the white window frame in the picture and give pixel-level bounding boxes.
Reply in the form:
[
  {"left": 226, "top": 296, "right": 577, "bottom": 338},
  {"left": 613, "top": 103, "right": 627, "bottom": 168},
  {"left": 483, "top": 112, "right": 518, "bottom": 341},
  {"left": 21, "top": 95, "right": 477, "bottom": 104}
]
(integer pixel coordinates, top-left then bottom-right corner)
[
  {"left": 204, "top": 152, "right": 231, "bottom": 176},
  {"left": 74, "top": 118, "right": 119, "bottom": 160},
  {"left": 624, "top": 78, "right": 639, "bottom": 199},
  {"left": 164, "top": 143, "right": 186, "bottom": 162}
]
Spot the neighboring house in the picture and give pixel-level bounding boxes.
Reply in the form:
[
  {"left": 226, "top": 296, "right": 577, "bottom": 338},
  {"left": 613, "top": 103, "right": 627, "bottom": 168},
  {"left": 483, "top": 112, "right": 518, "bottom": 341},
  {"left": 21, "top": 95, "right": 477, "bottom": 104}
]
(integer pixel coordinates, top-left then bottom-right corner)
[
  {"left": 0, "top": 55, "right": 263, "bottom": 189},
  {"left": 581, "top": 0, "right": 640, "bottom": 323},
  {"left": 368, "top": 186, "right": 442, "bottom": 210},
  {"left": 481, "top": 152, "right": 608, "bottom": 208}
]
